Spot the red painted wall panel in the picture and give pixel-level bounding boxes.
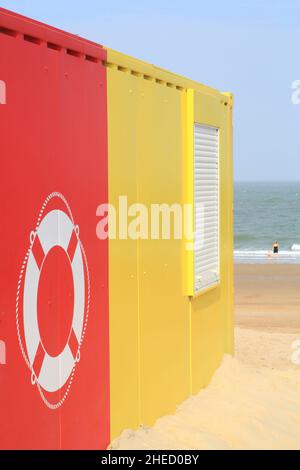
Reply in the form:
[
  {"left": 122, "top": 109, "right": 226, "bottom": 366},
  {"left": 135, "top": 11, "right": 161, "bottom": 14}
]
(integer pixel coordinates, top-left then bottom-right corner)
[{"left": 0, "top": 9, "right": 109, "bottom": 449}]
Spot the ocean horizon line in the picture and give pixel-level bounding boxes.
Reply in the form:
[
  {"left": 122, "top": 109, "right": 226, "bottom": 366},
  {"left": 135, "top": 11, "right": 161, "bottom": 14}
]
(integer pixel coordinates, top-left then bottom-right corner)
[{"left": 234, "top": 180, "right": 300, "bottom": 183}]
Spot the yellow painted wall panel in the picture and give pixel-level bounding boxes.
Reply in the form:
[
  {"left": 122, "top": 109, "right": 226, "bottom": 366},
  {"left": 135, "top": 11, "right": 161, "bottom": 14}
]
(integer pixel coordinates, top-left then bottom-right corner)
[
  {"left": 190, "top": 91, "right": 234, "bottom": 393},
  {"left": 107, "top": 67, "right": 140, "bottom": 439},
  {"left": 106, "top": 48, "right": 233, "bottom": 440},
  {"left": 136, "top": 80, "right": 190, "bottom": 426}
]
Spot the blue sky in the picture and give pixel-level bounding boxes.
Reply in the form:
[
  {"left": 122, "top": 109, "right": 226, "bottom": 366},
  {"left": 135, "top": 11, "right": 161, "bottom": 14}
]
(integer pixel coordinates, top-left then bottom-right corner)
[{"left": 1, "top": 0, "right": 300, "bottom": 181}]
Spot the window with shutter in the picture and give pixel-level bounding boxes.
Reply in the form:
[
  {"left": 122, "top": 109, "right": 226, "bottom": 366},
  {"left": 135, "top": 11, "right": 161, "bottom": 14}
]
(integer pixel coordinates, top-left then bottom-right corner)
[{"left": 194, "top": 124, "right": 220, "bottom": 294}]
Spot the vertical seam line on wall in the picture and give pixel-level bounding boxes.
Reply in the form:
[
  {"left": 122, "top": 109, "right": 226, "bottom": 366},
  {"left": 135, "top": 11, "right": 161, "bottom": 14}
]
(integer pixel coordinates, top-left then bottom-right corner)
[
  {"left": 188, "top": 301, "right": 193, "bottom": 394},
  {"left": 137, "top": 226, "right": 142, "bottom": 424},
  {"left": 104, "top": 57, "right": 111, "bottom": 444},
  {"left": 187, "top": 90, "right": 194, "bottom": 296},
  {"left": 136, "top": 84, "right": 142, "bottom": 425},
  {"left": 185, "top": 89, "right": 194, "bottom": 395}
]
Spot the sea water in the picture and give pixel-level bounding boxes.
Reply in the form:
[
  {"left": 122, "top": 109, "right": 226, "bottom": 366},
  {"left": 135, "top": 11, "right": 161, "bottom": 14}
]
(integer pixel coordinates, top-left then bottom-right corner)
[{"left": 234, "top": 182, "right": 300, "bottom": 263}]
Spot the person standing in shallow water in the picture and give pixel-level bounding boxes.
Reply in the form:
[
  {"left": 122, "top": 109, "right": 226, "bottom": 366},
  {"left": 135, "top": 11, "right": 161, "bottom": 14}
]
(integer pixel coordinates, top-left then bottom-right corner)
[{"left": 272, "top": 241, "right": 279, "bottom": 254}]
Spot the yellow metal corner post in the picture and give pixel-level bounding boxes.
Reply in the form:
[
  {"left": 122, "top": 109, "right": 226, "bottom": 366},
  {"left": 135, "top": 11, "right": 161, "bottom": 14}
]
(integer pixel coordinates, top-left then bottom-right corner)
[
  {"left": 222, "top": 92, "right": 234, "bottom": 355},
  {"left": 182, "top": 88, "right": 194, "bottom": 297}
]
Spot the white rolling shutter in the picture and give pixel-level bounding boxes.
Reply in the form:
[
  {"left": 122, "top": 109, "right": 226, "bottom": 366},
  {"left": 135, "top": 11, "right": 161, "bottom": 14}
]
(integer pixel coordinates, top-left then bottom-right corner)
[{"left": 194, "top": 124, "right": 220, "bottom": 294}]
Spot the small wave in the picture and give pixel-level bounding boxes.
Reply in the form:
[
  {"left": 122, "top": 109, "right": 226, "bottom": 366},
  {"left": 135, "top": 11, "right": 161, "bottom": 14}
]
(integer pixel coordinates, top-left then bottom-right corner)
[
  {"left": 234, "top": 250, "right": 300, "bottom": 264},
  {"left": 291, "top": 244, "right": 300, "bottom": 251}
]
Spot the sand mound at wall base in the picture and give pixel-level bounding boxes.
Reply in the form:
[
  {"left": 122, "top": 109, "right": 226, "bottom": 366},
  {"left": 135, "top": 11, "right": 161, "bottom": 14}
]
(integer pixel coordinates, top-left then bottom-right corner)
[{"left": 110, "top": 329, "right": 300, "bottom": 450}]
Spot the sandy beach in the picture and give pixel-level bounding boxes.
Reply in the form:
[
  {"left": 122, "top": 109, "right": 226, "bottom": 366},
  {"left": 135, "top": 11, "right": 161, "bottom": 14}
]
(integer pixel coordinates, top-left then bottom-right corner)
[
  {"left": 110, "top": 263, "right": 300, "bottom": 450},
  {"left": 235, "top": 264, "right": 300, "bottom": 333}
]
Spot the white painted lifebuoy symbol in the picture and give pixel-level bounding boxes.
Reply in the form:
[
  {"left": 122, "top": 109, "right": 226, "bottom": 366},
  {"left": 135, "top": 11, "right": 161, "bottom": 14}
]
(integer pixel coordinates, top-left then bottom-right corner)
[{"left": 16, "top": 192, "right": 90, "bottom": 409}]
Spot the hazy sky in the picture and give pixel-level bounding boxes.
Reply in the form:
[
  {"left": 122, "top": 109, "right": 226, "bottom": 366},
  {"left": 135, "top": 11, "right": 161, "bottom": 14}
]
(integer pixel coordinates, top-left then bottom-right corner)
[{"left": 1, "top": 0, "right": 300, "bottom": 181}]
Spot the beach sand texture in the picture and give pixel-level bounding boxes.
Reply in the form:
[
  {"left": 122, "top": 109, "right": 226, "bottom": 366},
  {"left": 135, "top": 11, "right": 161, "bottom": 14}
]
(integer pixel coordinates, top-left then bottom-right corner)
[{"left": 110, "top": 264, "right": 300, "bottom": 450}]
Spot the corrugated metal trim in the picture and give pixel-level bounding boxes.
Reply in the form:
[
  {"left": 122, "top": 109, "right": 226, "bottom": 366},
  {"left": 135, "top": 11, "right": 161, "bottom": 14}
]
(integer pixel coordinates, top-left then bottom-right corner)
[
  {"left": 103, "top": 60, "right": 186, "bottom": 90},
  {"left": 0, "top": 7, "right": 104, "bottom": 62}
]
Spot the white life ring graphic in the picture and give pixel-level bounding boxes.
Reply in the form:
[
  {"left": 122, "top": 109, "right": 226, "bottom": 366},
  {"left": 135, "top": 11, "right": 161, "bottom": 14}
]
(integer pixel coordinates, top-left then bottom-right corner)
[{"left": 16, "top": 192, "right": 90, "bottom": 410}]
